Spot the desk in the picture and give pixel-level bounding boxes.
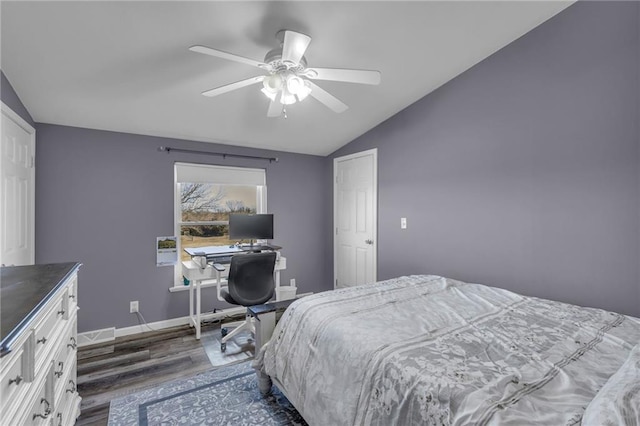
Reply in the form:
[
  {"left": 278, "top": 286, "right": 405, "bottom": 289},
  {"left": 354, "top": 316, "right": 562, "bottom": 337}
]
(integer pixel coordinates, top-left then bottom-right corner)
[{"left": 181, "top": 252, "right": 286, "bottom": 339}]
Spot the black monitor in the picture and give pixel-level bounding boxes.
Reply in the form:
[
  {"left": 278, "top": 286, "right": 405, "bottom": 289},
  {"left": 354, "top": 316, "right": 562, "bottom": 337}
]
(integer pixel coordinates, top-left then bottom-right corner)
[{"left": 229, "top": 214, "right": 274, "bottom": 242}]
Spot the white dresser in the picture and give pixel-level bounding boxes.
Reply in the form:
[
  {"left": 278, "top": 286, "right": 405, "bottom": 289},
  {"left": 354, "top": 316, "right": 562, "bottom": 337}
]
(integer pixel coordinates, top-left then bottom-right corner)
[{"left": 1, "top": 263, "right": 82, "bottom": 425}]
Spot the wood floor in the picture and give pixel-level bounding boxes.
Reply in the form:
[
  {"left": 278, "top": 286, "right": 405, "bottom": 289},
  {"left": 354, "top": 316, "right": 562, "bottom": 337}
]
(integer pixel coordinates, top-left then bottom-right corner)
[{"left": 76, "top": 323, "right": 218, "bottom": 425}]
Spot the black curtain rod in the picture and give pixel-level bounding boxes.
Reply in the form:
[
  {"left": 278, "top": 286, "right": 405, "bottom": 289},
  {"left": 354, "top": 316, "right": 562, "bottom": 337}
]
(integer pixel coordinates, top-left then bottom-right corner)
[{"left": 158, "top": 146, "right": 279, "bottom": 163}]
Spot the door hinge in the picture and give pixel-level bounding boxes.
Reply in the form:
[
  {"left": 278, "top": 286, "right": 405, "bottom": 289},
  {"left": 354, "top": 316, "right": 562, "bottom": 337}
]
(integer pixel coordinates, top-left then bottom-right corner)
[{"left": 31, "top": 156, "right": 35, "bottom": 168}]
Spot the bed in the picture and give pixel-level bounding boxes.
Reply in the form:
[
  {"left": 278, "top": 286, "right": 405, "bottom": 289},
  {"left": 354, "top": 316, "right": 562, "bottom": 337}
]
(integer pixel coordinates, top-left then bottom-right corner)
[{"left": 254, "top": 275, "right": 640, "bottom": 425}]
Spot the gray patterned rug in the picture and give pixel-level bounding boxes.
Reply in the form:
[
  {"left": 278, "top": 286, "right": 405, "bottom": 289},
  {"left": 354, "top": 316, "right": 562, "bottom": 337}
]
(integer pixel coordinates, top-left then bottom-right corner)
[{"left": 108, "top": 362, "right": 307, "bottom": 425}]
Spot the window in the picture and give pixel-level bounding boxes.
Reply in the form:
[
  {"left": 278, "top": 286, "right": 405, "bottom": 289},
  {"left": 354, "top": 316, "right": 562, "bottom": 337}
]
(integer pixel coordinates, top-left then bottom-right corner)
[
  {"left": 174, "top": 163, "right": 266, "bottom": 283},
  {"left": 179, "top": 183, "right": 259, "bottom": 260}
]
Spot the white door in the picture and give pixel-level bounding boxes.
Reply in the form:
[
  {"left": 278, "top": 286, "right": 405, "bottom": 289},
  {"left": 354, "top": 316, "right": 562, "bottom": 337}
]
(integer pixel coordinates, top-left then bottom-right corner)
[
  {"left": 334, "top": 148, "right": 377, "bottom": 289},
  {"left": 1, "top": 103, "right": 36, "bottom": 266}
]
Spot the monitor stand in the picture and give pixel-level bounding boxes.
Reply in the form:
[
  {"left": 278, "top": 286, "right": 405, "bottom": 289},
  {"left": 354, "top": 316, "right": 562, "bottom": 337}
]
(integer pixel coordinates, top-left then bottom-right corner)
[{"left": 242, "top": 240, "right": 262, "bottom": 252}]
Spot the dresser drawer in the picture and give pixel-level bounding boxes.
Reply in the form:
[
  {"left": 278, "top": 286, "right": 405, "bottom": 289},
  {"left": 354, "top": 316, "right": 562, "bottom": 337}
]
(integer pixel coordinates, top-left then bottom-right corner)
[
  {"left": 0, "top": 347, "right": 27, "bottom": 415},
  {"left": 54, "top": 361, "right": 81, "bottom": 426},
  {"left": 33, "top": 295, "right": 66, "bottom": 366},
  {"left": 66, "top": 275, "right": 78, "bottom": 311},
  {"left": 11, "top": 365, "right": 53, "bottom": 426},
  {"left": 52, "top": 320, "right": 77, "bottom": 399},
  {"left": 26, "top": 377, "right": 53, "bottom": 426}
]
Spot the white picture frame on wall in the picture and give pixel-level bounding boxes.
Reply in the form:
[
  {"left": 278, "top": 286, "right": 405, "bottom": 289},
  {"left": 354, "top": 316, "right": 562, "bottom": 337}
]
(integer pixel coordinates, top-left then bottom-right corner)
[{"left": 156, "top": 236, "right": 178, "bottom": 266}]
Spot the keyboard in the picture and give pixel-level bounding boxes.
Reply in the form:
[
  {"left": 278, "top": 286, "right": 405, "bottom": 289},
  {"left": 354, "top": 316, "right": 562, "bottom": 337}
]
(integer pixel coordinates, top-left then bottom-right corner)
[{"left": 206, "top": 255, "right": 233, "bottom": 264}]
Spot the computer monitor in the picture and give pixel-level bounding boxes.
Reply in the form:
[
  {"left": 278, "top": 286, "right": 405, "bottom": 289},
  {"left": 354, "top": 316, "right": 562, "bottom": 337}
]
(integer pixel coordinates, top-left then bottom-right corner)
[{"left": 228, "top": 213, "right": 274, "bottom": 242}]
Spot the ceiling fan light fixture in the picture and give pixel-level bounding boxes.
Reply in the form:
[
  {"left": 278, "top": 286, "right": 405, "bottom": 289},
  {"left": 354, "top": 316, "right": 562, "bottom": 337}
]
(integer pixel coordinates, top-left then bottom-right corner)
[
  {"left": 262, "top": 74, "right": 282, "bottom": 93},
  {"left": 261, "top": 88, "right": 277, "bottom": 102},
  {"left": 285, "top": 74, "right": 304, "bottom": 95},
  {"left": 280, "top": 86, "right": 297, "bottom": 105},
  {"left": 295, "top": 80, "right": 312, "bottom": 102}
]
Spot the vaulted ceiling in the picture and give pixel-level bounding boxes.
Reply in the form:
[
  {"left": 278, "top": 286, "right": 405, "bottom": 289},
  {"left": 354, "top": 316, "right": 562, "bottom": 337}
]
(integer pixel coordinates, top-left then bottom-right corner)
[{"left": 1, "top": 1, "right": 573, "bottom": 156}]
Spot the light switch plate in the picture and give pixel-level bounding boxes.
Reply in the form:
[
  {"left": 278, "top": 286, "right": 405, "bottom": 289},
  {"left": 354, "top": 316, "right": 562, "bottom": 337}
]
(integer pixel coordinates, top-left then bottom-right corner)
[{"left": 401, "top": 217, "right": 407, "bottom": 229}]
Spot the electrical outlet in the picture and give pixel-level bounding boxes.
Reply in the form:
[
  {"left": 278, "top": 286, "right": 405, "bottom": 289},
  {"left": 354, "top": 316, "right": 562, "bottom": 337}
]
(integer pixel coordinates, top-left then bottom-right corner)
[
  {"left": 401, "top": 217, "right": 407, "bottom": 229},
  {"left": 130, "top": 301, "right": 139, "bottom": 313},
  {"left": 290, "top": 278, "right": 296, "bottom": 287}
]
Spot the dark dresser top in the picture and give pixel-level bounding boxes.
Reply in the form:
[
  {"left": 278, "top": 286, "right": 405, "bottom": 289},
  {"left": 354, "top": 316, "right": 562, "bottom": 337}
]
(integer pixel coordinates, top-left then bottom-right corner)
[{"left": 1, "top": 262, "right": 81, "bottom": 356}]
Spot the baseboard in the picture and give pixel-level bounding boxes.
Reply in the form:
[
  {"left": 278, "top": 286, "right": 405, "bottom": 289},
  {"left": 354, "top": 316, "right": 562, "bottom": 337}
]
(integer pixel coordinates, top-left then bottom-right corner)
[
  {"left": 78, "top": 292, "right": 314, "bottom": 347},
  {"left": 77, "top": 308, "right": 243, "bottom": 347},
  {"left": 114, "top": 316, "right": 192, "bottom": 339}
]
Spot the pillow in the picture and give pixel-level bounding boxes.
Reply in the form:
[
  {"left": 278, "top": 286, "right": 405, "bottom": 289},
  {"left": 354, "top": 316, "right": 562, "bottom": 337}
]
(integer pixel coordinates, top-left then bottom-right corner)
[{"left": 582, "top": 344, "right": 640, "bottom": 425}]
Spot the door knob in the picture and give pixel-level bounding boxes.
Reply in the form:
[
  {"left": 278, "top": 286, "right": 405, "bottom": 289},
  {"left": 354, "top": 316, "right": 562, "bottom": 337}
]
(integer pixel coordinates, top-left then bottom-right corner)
[{"left": 365, "top": 239, "right": 373, "bottom": 245}]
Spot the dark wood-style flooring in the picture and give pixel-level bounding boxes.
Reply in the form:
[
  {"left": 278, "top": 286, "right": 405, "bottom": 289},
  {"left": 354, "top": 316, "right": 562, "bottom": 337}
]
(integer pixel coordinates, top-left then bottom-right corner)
[{"left": 76, "top": 323, "right": 218, "bottom": 425}]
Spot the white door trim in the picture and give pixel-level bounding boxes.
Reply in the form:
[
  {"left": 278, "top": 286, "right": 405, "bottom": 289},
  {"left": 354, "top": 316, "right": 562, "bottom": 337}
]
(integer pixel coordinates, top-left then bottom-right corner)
[
  {"left": 1, "top": 101, "right": 36, "bottom": 265},
  {"left": 333, "top": 148, "right": 378, "bottom": 288}
]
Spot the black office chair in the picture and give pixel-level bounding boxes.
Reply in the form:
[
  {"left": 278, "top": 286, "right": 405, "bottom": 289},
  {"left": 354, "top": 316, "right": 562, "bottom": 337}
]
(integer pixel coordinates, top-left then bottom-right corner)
[{"left": 213, "top": 251, "right": 277, "bottom": 352}]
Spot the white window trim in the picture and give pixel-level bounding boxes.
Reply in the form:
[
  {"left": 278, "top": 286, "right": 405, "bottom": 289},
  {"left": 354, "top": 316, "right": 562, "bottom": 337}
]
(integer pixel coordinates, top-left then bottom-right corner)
[{"left": 173, "top": 163, "right": 267, "bottom": 288}]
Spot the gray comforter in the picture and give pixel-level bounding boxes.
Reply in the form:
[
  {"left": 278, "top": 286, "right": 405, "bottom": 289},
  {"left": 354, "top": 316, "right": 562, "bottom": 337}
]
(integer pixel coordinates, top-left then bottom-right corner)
[{"left": 256, "top": 275, "right": 640, "bottom": 425}]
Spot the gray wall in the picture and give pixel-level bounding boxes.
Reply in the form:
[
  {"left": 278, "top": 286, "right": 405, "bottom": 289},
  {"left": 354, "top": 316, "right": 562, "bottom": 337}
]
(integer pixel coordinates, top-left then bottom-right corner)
[
  {"left": 330, "top": 1, "right": 640, "bottom": 317},
  {"left": 35, "top": 124, "right": 330, "bottom": 332},
  {"left": 1, "top": 70, "right": 35, "bottom": 127}
]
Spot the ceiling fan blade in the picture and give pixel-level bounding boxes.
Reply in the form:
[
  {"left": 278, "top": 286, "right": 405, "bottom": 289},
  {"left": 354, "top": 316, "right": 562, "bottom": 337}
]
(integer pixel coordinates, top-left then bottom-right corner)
[
  {"left": 307, "top": 81, "right": 348, "bottom": 113},
  {"left": 201, "top": 76, "right": 265, "bottom": 97},
  {"left": 305, "top": 68, "right": 381, "bottom": 85},
  {"left": 281, "top": 31, "right": 311, "bottom": 65},
  {"left": 267, "top": 99, "right": 283, "bottom": 117},
  {"left": 189, "top": 45, "right": 268, "bottom": 70}
]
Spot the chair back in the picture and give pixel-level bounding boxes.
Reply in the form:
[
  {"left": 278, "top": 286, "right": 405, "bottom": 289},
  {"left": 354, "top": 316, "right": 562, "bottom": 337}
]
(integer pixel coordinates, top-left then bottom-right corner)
[{"left": 227, "top": 251, "right": 277, "bottom": 306}]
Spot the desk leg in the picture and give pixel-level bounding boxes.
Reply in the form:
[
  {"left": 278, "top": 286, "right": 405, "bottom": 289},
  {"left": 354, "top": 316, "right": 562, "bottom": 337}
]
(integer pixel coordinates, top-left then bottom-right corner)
[
  {"left": 254, "top": 311, "right": 276, "bottom": 353},
  {"left": 189, "top": 280, "right": 194, "bottom": 327},
  {"left": 274, "top": 270, "right": 281, "bottom": 301},
  {"left": 196, "top": 280, "right": 201, "bottom": 340}
]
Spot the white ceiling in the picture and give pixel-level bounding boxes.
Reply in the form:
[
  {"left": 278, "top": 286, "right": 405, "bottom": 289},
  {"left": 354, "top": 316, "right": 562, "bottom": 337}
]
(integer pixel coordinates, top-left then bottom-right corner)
[{"left": 1, "top": 1, "right": 573, "bottom": 156}]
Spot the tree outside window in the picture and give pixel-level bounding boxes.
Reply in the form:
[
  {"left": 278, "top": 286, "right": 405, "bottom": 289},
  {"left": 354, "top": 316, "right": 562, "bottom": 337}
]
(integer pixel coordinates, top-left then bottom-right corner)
[{"left": 179, "top": 183, "right": 257, "bottom": 261}]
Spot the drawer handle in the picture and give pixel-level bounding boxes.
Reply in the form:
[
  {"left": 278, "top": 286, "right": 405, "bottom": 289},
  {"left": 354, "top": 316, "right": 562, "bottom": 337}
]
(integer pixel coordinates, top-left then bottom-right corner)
[
  {"left": 33, "top": 398, "right": 51, "bottom": 420},
  {"left": 69, "top": 294, "right": 76, "bottom": 300},
  {"left": 8, "top": 375, "right": 23, "bottom": 386},
  {"left": 57, "top": 309, "right": 66, "bottom": 316},
  {"left": 66, "top": 379, "right": 77, "bottom": 393},
  {"left": 67, "top": 336, "right": 77, "bottom": 349},
  {"left": 36, "top": 336, "right": 48, "bottom": 345},
  {"left": 54, "top": 361, "right": 64, "bottom": 378}
]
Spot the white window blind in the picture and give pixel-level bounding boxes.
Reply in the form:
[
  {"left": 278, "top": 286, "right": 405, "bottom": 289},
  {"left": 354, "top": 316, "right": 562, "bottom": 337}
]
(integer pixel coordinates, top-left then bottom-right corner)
[{"left": 175, "top": 163, "right": 265, "bottom": 186}]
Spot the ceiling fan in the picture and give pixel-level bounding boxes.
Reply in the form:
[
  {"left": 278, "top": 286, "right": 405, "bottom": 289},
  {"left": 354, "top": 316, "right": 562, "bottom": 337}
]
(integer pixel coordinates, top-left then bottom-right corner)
[{"left": 189, "top": 30, "right": 381, "bottom": 118}]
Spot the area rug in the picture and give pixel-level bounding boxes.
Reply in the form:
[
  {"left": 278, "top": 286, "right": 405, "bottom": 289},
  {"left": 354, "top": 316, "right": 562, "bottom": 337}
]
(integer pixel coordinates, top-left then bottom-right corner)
[
  {"left": 200, "top": 326, "right": 254, "bottom": 367},
  {"left": 108, "top": 361, "right": 307, "bottom": 426}
]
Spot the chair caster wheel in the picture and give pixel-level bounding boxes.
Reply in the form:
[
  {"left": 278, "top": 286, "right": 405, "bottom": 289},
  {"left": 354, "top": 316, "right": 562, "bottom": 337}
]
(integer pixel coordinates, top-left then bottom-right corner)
[
  {"left": 221, "top": 342, "right": 226, "bottom": 352},
  {"left": 221, "top": 328, "right": 228, "bottom": 337}
]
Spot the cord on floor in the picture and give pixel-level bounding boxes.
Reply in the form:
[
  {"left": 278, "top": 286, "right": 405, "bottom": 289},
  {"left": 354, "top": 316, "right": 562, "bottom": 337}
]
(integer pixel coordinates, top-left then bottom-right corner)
[{"left": 134, "top": 311, "right": 157, "bottom": 331}]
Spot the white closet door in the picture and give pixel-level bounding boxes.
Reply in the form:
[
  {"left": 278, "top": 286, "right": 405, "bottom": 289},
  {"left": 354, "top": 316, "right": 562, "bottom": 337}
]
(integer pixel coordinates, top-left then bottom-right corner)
[
  {"left": 1, "top": 103, "right": 35, "bottom": 266},
  {"left": 334, "top": 148, "right": 377, "bottom": 289}
]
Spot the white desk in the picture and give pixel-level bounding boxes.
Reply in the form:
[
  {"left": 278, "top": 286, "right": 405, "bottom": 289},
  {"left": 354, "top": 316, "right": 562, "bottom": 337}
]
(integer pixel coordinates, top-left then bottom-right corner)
[{"left": 181, "top": 254, "right": 286, "bottom": 339}]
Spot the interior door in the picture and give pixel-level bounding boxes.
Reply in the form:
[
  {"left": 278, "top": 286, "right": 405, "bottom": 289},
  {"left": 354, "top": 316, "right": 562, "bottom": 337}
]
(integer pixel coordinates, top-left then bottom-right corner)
[
  {"left": 1, "top": 103, "right": 36, "bottom": 266},
  {"left": 334, "top": 148, "right": 377, "bottom": 288}
]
